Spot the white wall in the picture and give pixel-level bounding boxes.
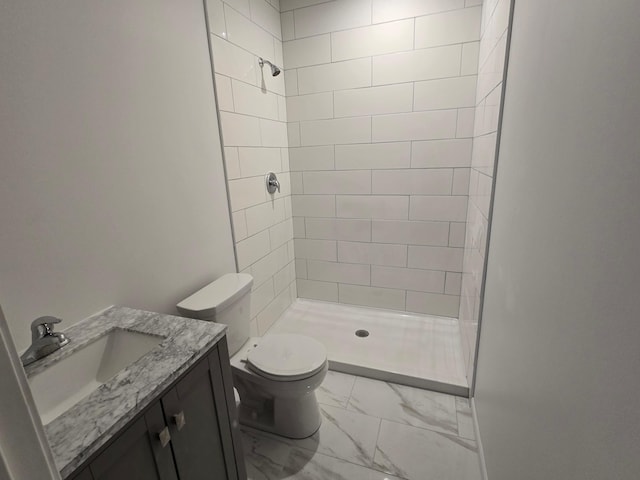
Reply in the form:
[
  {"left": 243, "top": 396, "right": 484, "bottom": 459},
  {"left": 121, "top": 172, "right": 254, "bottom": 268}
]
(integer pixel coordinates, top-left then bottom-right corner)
[
  {"left": 284, "top": 0, "right": 481, "bottom": 316},
  {"left": 459, "top": 0, "right": 512, "bottom": 383},
  {"left": 208, "top": 0, "right": 297, "bottom": 336},
  {"left": 0, "top": 0, "right": 236, "bottom": 351},
  {"left": 475, "top": 0, "right": 640, "bottom": 478}
]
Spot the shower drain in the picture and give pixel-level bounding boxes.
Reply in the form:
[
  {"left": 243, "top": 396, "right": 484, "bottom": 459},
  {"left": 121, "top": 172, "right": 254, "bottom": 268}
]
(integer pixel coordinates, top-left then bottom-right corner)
[{"left": 355, "top": 329, "right": 370, "bottom": 338}]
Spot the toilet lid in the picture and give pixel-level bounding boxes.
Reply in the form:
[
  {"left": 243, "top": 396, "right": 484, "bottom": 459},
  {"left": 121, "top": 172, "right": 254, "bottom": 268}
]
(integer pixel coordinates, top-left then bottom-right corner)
[{"left": 246, "top": 334, "right": 327, "bottom": 381}]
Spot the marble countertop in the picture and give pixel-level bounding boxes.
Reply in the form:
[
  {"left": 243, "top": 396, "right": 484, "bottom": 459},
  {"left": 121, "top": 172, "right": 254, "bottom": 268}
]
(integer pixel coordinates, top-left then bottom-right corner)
[{"left": 24, "top": 306, "right": 227, "bottom": 478}]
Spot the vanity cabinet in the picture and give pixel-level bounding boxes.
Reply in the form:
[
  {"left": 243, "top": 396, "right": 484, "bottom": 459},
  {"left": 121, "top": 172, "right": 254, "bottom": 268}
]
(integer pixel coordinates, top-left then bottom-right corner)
[{"left": 69, "top": 340, "right": 246, "bottom": 480}]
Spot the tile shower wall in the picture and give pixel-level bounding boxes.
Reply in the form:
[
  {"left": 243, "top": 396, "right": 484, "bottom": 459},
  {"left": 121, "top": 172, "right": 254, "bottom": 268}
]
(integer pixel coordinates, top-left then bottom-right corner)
[
  {"left": 459, "top": 0, "right": 512, "bottom": 382},
  {"left": 283, "top": 0, "right": 482, "bottom": 317},
  {"left": 207, "top": 0, "right": 297, "bottom": 335}
]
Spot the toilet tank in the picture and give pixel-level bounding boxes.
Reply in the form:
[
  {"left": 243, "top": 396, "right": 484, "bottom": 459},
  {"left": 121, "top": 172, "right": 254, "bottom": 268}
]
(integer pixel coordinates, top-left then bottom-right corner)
[{"left": 176, "top": 273, "right": 253, "bottom": 356}]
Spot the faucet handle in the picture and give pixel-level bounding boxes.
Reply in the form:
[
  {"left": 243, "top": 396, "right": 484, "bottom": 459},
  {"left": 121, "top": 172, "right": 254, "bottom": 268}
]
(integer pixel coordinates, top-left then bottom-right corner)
[{"left": 30, "top": 316, "right": 62, "bottom": 340}]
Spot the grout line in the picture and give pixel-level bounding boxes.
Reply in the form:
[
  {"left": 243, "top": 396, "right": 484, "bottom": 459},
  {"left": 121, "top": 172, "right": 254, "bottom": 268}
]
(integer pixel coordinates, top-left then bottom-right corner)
[
  {"left": 225, "top": 1, "right": 282, "bottom": 47},
  {"left": 292, "top": 8, "right": 296, "bottom": 39},
  {"left": 412, "top": 16, "right": 416, "bottom": 50},
  {"left": 455, "top": 398, "right": 464, "bottom": 437},
  {"left": 451, "top": 168, "right": 455, "bottom": 195},
  {"left": 290, "top": 75, "right": 476, "bottom": 97},
  {"left": 372, "top": 417, "right": 384, "bottom": 464},
  {"left": 290, "top": 42, "right": 477, "bottom": 74},
  {"left": 347, "top": 375, "right": 358, "bottom": 405},
  {"left": 329, "top": 30, "right": 333, "bottom": 63},
  {"left": 331, "top": 90, "right": 335, "bottom": 119}
]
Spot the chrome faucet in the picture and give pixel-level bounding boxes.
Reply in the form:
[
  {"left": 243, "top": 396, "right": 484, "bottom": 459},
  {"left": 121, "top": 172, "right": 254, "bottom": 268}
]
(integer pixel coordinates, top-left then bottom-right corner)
[{"left": 20, "top": 316, "right": 70, "bottom": 366}]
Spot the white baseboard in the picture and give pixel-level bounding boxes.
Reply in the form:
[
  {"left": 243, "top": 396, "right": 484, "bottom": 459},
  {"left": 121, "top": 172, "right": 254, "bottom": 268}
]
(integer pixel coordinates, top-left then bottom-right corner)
[{"left": 471, "top": 397, "right": 489, "bottom": 480}]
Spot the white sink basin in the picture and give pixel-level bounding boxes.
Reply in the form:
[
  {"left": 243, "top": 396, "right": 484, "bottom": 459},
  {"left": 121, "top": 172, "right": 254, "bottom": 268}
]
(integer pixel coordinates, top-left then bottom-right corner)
[{"left": 28, "top": 328, "right": 164, "bottom": 425}]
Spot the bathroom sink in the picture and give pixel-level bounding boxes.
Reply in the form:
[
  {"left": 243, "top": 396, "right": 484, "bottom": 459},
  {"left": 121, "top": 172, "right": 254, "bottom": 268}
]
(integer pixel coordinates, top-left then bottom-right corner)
[{"left": 28, "top": 328, "right": 164, "bottom": 425}]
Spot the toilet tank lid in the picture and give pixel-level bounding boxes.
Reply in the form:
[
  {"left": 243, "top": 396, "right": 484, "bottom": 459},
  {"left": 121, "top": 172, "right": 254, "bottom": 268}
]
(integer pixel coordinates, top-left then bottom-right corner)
[{"left": 177, "top": 273, "right": 253, "bottom": 317}]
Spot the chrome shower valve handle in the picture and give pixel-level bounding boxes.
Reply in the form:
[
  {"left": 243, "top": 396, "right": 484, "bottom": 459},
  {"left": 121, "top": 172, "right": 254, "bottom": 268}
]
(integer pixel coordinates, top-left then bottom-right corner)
[{"left": 266, "top": 172, "right": 280, "bottom": 194}]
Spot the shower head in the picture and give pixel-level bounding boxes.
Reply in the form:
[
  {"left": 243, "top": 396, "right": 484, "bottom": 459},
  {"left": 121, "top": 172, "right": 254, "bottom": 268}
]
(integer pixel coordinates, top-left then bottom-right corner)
[{"left": 258, "top": 57, "right": 281, "bottom": 77}]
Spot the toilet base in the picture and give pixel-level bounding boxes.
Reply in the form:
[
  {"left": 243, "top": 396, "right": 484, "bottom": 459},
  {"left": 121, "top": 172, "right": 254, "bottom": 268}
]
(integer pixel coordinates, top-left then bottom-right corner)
[
  {"left": 232, "top": 362, "right": 327, "bottom": 439},
  {"left": 236, "top": 386, "right": 322, "bottom": 439}
]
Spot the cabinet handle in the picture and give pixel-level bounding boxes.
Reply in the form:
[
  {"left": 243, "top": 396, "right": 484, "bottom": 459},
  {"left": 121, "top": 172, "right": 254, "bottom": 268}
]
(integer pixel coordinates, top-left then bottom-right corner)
[
  {"left": 158, "top": 427, "right": 171, "bottom": 448},
  {"left": 173, "top": 411, "right": 186, "bottom": 431}
]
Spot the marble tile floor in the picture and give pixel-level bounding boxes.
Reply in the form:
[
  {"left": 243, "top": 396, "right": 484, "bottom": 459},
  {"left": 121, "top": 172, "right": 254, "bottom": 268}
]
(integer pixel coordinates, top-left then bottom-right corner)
[
  {"left": 241, "top": 371, "right": 481, "bottom": 480},
  {"left": 267, "top": 299, "right": 468, "bottom": 396}
]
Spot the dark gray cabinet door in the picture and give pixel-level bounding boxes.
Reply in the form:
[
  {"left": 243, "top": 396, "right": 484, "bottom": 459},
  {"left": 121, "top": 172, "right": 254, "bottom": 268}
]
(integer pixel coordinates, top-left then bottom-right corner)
[
  {"left": 161, "top": 353, "right": 230, "bottom": 480},
  {"left": 89, "top": 403, "right": 177, "bottom": 480}
]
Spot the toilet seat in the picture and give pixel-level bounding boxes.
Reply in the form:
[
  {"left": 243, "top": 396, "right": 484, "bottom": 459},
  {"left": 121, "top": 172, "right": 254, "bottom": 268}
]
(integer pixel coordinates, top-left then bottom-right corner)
[{"left": 246, "top": 334, "right": 327, "bottom": 382}]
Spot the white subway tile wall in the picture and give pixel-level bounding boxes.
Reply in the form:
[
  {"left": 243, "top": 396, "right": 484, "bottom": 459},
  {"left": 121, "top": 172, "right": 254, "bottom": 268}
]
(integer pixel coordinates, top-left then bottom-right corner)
[
  {"left": 209, "top": 0, "right": 296, "bottom": 335},
  {"left": 371, "top": 0, "right": 466, "bottom": 24},
  {"left": 459, "top": 0, "right": 512, "bottom": 383},
  {"left": 284, "top": 0, "right": 482, "bottom": 316},
  {"left": 209, "top": 0, "right": 506, "bottom": 350}
]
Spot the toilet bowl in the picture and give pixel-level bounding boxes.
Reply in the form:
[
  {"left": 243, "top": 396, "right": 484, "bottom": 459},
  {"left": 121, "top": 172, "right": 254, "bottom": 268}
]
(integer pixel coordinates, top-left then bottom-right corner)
[
  {"left": 231, "top": 333, "right": 327, "bottom": 438},
  {"left": 177, "top": 273, "right": 327, "bottom": 439}
]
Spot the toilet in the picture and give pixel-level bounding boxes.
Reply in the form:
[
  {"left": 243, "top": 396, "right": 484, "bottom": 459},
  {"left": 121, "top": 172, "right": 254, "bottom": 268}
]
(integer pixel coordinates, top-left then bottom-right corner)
[{"left": 177, "top": 273, "right": 327, "bottom": 439}]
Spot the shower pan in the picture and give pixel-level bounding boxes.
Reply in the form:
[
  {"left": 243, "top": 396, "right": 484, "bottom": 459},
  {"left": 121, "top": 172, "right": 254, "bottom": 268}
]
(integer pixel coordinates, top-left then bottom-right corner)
[{"left": 268, "top": 300, "right": 468, "bottom": 396}]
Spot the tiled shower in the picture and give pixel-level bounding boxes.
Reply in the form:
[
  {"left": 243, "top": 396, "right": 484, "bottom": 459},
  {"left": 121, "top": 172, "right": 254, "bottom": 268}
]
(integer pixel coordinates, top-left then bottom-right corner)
[
  {"left": 211, "top": 0, "right": 510, "bottom": 389},
  {"left": 286, "top": 2, "right": 479, "bottom": 319}
]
